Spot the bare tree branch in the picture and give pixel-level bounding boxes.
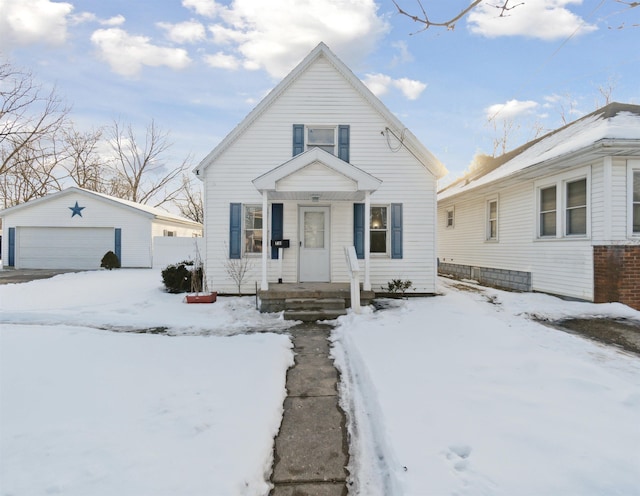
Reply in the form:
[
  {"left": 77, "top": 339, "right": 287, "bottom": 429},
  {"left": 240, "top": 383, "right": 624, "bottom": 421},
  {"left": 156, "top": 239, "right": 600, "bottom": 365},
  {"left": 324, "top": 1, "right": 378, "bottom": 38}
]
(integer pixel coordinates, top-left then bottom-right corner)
[
  {"left": 393, "top": 0, "right": 484, "bottom": 31},
  {"left": 106, "top": 119, "right": 190, "bottom": 207}
]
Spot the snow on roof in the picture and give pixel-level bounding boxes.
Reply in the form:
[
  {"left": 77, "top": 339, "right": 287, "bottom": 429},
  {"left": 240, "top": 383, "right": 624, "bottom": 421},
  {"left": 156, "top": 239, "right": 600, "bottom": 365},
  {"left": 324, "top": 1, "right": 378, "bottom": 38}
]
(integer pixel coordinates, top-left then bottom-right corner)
[{"left": 439, "top": 103, "right": 640, "bottom": 200}]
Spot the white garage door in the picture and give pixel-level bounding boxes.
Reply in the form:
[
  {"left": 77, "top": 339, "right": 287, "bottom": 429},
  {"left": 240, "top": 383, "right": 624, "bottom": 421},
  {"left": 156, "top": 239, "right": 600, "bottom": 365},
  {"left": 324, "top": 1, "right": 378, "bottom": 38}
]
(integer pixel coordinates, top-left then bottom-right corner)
[{"left": 17, "top": 227, "right": 115, "bottom": 269}]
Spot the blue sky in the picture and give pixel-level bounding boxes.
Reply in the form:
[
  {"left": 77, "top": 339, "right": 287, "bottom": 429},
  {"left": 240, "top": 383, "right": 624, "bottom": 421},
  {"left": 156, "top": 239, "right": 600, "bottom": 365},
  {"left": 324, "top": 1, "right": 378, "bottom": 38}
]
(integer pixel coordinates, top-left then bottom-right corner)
[{"left": 1, "top": 0, "right": 639, "bottom": 184}]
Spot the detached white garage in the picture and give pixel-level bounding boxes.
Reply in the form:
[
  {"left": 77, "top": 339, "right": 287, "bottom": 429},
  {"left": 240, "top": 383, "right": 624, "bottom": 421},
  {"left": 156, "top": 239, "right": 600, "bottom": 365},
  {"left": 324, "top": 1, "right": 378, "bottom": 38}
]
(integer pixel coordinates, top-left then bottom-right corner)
[{"left": 1, "top": 188, "right": 202, "bottom": 270}]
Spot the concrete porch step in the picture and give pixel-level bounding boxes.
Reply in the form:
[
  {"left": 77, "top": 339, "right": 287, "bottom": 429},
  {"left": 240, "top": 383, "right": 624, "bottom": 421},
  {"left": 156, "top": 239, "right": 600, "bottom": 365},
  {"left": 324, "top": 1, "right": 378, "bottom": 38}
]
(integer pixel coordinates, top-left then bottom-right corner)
[
  {"left": 285, "top": 298, "right": 345, "bottom": 311},
  {"left": 284, "top": 308, "right": 348, "bottom": 322}
]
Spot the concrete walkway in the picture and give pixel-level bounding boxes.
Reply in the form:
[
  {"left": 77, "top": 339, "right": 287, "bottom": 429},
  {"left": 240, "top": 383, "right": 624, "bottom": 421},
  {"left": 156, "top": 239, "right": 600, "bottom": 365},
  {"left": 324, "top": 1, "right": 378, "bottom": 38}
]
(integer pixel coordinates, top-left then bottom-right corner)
[{"left": 270, "top": 322, "right": 349, "bottom": 496}]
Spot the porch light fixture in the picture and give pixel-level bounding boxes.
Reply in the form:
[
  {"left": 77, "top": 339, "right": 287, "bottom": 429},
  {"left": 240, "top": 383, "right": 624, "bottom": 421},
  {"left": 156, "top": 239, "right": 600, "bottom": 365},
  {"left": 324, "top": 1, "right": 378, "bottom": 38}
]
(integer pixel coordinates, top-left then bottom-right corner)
[{"left": 311, "top": 195, "right": 320, "bottom": 203}]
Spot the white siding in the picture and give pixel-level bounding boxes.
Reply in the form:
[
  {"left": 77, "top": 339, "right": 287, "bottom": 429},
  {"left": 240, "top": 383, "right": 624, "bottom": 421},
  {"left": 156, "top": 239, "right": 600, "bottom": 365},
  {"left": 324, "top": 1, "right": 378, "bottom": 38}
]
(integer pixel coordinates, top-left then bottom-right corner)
[
  {"left": 2, "top": 192, "right": 153, "bottom": 268},
  {"left": 277, "top": 163, "right": 356, "bottom": 192},
  {"left": 203, "top": 56, "right": 438, "bottom": 293},
  {"left": 439, "top": 171, "right": 594, "bottom": 301}
]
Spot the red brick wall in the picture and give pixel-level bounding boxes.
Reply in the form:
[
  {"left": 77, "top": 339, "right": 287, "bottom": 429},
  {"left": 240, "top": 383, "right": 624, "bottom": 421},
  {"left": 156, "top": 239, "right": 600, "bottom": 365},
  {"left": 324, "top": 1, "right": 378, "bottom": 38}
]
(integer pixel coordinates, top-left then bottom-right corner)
[{"left": 594, "top": 245, "right": 640, "bottom": 310}]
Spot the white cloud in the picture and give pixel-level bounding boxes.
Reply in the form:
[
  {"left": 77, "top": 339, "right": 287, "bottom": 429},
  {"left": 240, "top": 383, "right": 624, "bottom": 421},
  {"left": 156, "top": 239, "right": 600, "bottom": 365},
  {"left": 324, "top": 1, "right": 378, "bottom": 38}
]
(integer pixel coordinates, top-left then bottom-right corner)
[
  {"left": 182, "top": 0, "right": 225, "bottom": 18},
  {"left": 467, "top": 0, "right": 597, "bottom": 40},
  {"left": 158, "top": 20, "right": 206, "bottom": 44},
  {"left": 393, "top": 77, "right": 427, "bottom": 100},
  {"left": 193, "top": 0, "right": 389, "bottom": 78},
  {"left": 485, "top": 99, "right": 539, "bottom": 120},
  {"left": 0, "top": 0, "right": 73, "bottom": 48},
  {"left": 363, "top": 73, "right": 393, "bottom": 96},
  {"left": 391, "top": 40, "right": 413, "bottom": 66},
  {"left": 204, "top": 51, "right": 241, "bottom": 70},
  {"left": 101, "top": 15, "right": 126, "bottom": 27},
  {"left": 90, "top": 28, "right": 191, "bottom": 77},
  {"left": 364, "top": 73, "right": 427, "bottom": 100}
]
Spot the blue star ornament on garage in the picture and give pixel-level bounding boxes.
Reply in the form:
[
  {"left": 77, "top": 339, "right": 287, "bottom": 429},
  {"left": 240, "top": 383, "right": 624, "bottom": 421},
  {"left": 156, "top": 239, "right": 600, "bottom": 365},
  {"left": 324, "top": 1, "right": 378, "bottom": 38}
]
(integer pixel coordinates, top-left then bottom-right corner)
[{"left": 69, "top": 201, "right": 85, "bottom": 218}]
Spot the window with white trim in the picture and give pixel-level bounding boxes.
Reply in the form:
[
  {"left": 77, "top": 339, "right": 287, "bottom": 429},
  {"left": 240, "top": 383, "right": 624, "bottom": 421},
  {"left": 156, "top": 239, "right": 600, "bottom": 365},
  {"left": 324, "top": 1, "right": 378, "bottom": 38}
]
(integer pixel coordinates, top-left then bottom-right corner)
[
  {"left": 565, "top": 178, "right": 587, "bottom": 236},
  {"left": 244, "top": 205, "right": 262, "bottom": 254},
  {"left": 163, "top": 230, "right": 176, "bottom": 237},
  {"left": 633, "top": 170, "right": 640, "bottom": 234},
  {"left": 535, "top": 169, "right": 589, "bottom": 239},
  {"left": 307, "top": 126, "right": 336, "bottom": 154},
  {"left": 487, "top": 199, "right": 498, "bottom": 240},
  {"left": 446, "top": 207, "right": 454, "bottom": 228},
  {"left": 539, "top": 185, "right": 557, "bottom": 237},
  {"left": 370, "top": 206, "right": 388, "bottom": 254}
]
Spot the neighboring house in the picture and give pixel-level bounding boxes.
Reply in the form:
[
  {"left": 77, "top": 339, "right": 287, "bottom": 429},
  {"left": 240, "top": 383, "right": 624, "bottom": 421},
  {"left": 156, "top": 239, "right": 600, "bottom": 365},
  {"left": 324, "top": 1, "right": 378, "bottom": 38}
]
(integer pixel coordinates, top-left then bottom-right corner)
[
  {"left": 438, "top": 102, "right": 640, "bottom": 310},
  {"left": 194, "top": 42, "right": 446, "bottom": 297},
  {"left": 0, "top": 187, "right": 202, "bottom": 269}
]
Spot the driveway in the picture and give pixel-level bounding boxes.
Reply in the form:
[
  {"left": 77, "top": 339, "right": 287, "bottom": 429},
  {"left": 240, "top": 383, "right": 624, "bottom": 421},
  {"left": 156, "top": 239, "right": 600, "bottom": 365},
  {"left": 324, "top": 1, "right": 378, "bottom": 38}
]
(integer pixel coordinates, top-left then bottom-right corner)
[{"left": 0, "top": 268, "right": 83, "bottom": 285}]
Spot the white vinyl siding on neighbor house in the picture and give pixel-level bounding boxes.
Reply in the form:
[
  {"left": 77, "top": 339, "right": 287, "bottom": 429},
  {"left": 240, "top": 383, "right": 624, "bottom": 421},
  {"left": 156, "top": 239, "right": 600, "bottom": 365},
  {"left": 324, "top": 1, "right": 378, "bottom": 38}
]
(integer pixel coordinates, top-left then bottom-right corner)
[
  {"left": 201, "top": 55, "right": 439, "bottom": 293},
  {"left": 439, "top": 176, "right": 594, "bottom": 302}
]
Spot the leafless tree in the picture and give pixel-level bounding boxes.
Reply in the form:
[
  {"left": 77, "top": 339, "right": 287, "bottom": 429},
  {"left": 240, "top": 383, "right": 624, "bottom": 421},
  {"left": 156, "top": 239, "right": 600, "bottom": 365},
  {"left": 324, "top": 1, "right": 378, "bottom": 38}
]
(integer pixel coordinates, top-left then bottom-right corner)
[
  {"left": 106, "top": 119, "right": 189, "bottom": 207},
  {"left": 1, "top": 62, "right": 70, "bottom": 177},
  {"left": 394, "top": 0, "right": 638, "bottom": 32},
  {"left": 174, "top": 174, "right": 204, "bottom": 223},
  {"left": 490, "top": 117, "right": 520, "bottom": 157},
  {"left": 393, "top": 0, "right": 523, "bottom": 32},
  {"left": 62, "top": 126, "right": 108, "bottom": 192}
]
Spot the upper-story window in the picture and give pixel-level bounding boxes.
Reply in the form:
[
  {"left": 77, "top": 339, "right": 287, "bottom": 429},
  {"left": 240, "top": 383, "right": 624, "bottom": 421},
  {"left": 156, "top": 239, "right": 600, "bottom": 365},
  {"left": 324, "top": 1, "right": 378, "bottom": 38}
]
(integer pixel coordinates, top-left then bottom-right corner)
[
  {"left": 307, "top": 127, "right": 336, "bottom": 154},
  {"left": 293, "top": 124, "right": 350, "bottom": 162}
]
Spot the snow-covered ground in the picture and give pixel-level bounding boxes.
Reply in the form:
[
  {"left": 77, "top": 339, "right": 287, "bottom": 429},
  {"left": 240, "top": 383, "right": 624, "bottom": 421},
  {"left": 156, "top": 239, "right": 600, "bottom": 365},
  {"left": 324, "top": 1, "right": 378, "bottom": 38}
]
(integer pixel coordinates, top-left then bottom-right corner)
[
  {"left": 332, "top": 278, "right": 640, "bottom": 495},
  {"left": 2, "top": 269, "right": 640, "bottom": 495},
  {"left": 1, "top": 269, "right": 295, "bottom": 496}
]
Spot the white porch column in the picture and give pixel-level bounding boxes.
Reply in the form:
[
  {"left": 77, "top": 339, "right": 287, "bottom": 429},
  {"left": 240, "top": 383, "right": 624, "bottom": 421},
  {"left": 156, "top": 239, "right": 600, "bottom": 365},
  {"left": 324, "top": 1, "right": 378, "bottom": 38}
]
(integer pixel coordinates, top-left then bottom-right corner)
[
  {"left": 261, "top": 191, "right": 269, "bottom": 290},
  {"left": 364, "top": 190, "right": 371, "bottom": 291}
]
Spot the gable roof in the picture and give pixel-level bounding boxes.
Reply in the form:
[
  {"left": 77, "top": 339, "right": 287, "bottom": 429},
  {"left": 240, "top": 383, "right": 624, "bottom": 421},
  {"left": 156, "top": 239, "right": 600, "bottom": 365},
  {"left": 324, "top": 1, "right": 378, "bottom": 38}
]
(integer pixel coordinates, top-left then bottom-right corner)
[
  {"left": 194, "top": 42, "right": 446, "bottom": 179},
  {"left": 0, "top": 187, "right": 202, "bottom": 228},
  {"left": 253, "top": 147, "right": 382, "bottom": 194},
  {"left": 439, "top": 102, "right": 640, "bottom": 200}
]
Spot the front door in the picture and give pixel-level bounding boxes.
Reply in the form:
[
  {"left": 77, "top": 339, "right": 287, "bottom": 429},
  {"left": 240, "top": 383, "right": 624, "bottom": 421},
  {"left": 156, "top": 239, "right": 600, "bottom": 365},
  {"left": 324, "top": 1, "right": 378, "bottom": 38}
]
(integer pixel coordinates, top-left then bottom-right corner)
[{"left": 299, "top": 206, "right": 330, "bottom": 282}]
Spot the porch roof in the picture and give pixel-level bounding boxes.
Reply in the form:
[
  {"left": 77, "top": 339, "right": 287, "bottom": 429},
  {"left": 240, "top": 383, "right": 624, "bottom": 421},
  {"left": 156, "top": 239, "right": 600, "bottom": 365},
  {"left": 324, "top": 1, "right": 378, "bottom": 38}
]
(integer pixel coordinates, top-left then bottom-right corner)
[{"left": 252, "top": 147, "right": 382, "bottom": 201}]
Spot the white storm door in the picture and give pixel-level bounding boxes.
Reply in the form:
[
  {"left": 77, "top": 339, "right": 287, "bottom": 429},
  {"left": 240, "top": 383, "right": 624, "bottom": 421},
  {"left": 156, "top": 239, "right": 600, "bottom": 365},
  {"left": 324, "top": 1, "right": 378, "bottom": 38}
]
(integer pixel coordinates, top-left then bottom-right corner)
[{"left": 299, "top": 206, "right": 330, "bottom": 282}]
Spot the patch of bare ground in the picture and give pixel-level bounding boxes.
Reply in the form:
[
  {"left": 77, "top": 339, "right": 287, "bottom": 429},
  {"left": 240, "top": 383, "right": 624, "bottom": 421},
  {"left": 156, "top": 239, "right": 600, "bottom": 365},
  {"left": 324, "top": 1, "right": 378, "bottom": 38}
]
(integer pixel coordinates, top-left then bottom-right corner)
[{"left": 543, "top": 318, "right": 640, "bottom": 356}]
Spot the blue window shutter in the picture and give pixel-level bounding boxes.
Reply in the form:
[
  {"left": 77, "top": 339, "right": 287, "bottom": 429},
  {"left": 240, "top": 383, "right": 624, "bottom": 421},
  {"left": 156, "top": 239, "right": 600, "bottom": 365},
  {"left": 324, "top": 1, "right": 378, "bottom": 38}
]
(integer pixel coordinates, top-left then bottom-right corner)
[
  {"left": 8, "top": 227, "right": 15, "bottom": 267},
  {"left": 229, "top": 203, "right": 242, "bottom": 259},
  {"left": 391, "top": 203, "right": 403, "bottom": 259},
  {"left": 293, "top": 124, "right": 304, "bottom": 156},
  {"left": 114, "top": 228, "right": 122, "bottom": 263},
  {"left": 271, "top": 203, "right": 283, "bottom": 259},
  {"left": 353, "top": 203, "right": 365, "bottom": 259},
  {"left": 338, "top": 125, "right": 350, "bottom": 162}
]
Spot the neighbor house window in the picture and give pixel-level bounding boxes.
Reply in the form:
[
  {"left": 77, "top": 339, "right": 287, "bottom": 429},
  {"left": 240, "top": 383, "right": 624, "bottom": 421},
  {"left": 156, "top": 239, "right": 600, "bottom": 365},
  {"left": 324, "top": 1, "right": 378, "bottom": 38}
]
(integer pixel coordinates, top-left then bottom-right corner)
[
  {"left": 487, "top": 199, "right": 498, "bottom": 240},
  {"left": 566, "top": 178, "right": 587, "bottom": 235},
  {"left": 633, "top": 171, "right": 640, "bottom": 234},
  {"left": 446, "top": 208, "right": 454, "bottom": 228},
  {"left": 244, "top": 205, "right": 262, "bottom": 254},
  {"left": 307, "top": 126, "right": 336, "bottom": 154},
  {"left": 163, "top": 230, "right": 176, "bottom": 237},
  {"left": 539, "top": 186, "right": 557, "bottom": 237},
  {"left": 370, "top": 206, "right": 388, "bottom": 254}
]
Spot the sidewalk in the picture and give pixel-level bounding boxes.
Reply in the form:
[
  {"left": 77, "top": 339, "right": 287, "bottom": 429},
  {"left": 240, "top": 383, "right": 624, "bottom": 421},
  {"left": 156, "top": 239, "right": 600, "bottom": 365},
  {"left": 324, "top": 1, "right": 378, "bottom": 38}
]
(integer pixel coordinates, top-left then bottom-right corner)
[{"left": 270, "top": 322, "right": 349, "bottom": 495}]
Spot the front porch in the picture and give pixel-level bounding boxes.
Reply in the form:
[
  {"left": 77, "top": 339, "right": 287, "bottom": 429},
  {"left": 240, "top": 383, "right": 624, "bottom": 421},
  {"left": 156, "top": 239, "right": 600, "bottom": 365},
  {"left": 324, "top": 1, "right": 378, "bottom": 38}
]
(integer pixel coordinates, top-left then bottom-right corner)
[{"left": 259, "top": 282, "right": 376, "bottom": 321}]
